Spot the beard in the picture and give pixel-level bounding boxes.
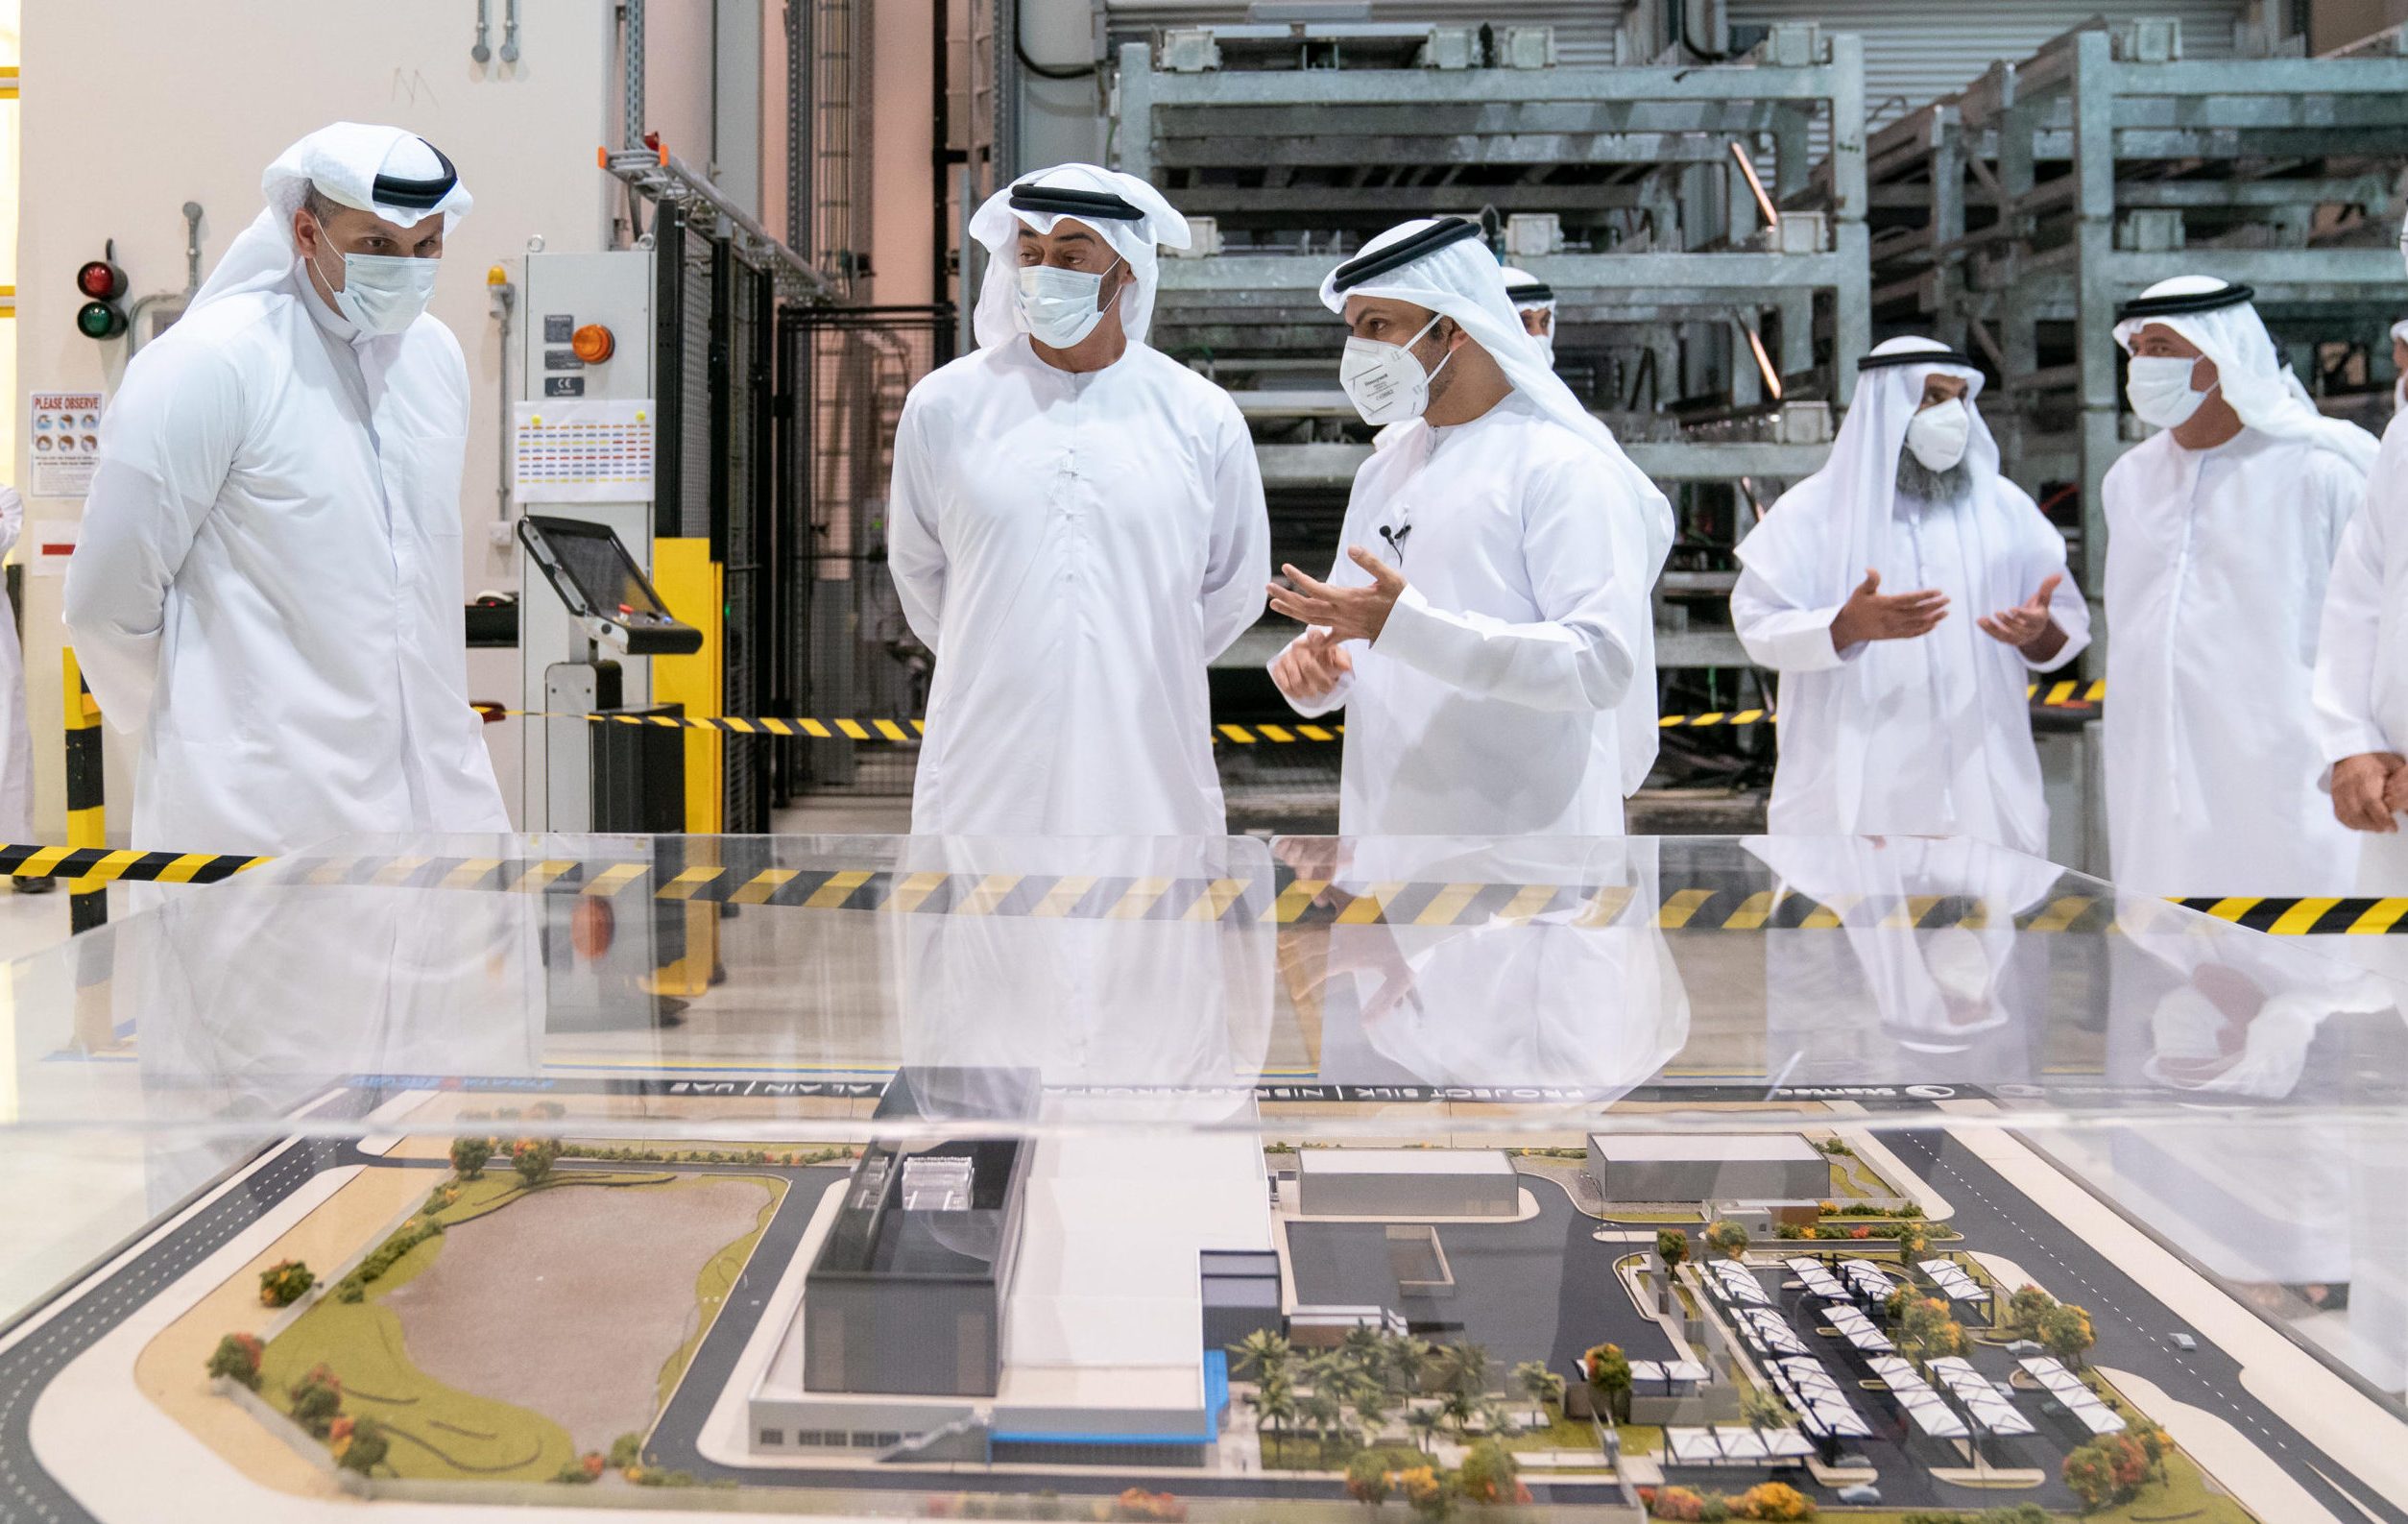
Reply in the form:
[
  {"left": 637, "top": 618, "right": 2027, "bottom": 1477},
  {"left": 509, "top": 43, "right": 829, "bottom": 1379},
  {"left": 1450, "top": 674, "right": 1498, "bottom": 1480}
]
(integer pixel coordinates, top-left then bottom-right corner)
[{"left": 1895, "top": 450, "right": 1975, "bottom": 506}]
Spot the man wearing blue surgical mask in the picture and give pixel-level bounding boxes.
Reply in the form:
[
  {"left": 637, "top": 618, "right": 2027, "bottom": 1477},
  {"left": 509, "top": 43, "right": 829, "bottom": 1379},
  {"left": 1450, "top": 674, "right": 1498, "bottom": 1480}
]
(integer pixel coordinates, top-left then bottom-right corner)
[
  {"left": 2101, "top": 277, "right": 2376, "bottom": 899},
  {"left": 885, "top": 164, "right": 1268, "bottom": 835},
  {"left": 66, "top": 123, "right": 505, "bottom": 857}
]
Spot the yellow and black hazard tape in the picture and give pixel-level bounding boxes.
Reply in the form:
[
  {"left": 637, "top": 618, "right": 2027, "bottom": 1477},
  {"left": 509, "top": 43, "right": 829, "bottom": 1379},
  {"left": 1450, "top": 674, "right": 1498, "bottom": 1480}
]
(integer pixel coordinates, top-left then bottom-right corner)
[
  {"left": 11, "top": 842, "right": 2401, "bottom": 935},
  {"left": 475, "top": 680, "right": 2108, "bottom": 744}
]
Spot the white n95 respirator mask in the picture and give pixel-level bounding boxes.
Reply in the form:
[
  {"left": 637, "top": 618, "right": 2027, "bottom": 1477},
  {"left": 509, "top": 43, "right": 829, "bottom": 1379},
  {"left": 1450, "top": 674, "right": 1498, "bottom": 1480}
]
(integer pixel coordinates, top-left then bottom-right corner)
[
  {"left": 2126, "top": 354, "right": 2214, "bottom": 429},
  {"left": 1340, "top": 313, "right": 1454, "bottom": 426},
  {"left": 1015, "top": 259, "right": 1119, "bottom": 349},
  {"left": 1903, "top": 398, "right": 1971, "bottom": 472}
]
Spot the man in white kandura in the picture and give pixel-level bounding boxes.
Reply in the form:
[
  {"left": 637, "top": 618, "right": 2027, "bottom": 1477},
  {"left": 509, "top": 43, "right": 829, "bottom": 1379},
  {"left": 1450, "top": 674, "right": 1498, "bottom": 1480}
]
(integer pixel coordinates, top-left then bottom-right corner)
[
  {"left": 1264, "top": 216, "right": 1672, "bottom": 835},
  {"left": 1503, "top": 267, "right": 1557, "bottom": 362},
  {"left": 2315, "top": 228, "right": 2408, "bottom": 908},
  {"left": 2105, "top": 276, "right": 2378, "bottom": 898},
  {"left": 65, "top": 123, "right": 506, "bottom": 858},
  {"left": 886, "top": 164, "right": 1268, "bottom": 835},
  {"left": 1731, "top": 337, "right": 2090, "bottom": 857}
]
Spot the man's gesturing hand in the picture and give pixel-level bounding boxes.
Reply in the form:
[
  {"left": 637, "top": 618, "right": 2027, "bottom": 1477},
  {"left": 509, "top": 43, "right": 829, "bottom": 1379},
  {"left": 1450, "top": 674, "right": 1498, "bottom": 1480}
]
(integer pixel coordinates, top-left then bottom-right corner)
[
  {"left": 1270, "top": 625, "right": 1355, "bottom": 702},
  {"left": 2321, "top": 751, "right": 2397, "bottom": 833},
  {"left": 1268, "top": 547, "right": 1406, "bottom": 645},
  {"left": 1978, "top": 572, "right": 2062, "bottom": 647},
  {"left": 1828, "top": 568, "right": 1947, "bottom": 652},
  {"left": 2334, "top": 751, "right": 2406, "bottom": 833}
]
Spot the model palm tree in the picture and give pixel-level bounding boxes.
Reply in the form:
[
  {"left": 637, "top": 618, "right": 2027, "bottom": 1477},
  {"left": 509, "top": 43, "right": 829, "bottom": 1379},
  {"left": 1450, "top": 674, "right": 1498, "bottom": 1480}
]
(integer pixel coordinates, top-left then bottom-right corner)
[
  {"left": 1404, "top": 1403, "right": 1443, "bottom": 1456},
  {"left": 1256, "top": 1371, "right": 1298, "bottom": 1463},
  {"left": 1385, "top": 1334, "right": 1437, "bottom": 1399},
  {"left": 1230, "top": 1328, "right": 1294, "bottom": 1387},
  {"left": 1511, "top": 1360, "right": 1563, "bottom": 1426},
  {"left": 1301, "top": 1387, "right": 1347, "bottom": 1464},
  {"left": 1436, "top": 1340, "right": 1492, "bottom": 1398},
  {"left": 1439, "top": 1385, "right": 1481, "bottom": 1439}
]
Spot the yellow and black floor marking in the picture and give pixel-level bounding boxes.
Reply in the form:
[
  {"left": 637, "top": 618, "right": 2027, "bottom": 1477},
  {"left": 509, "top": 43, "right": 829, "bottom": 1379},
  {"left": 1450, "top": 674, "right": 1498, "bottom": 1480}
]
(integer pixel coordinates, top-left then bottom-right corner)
[
  {"left": 9, "top": 841, "right": 2400, "bottom": 935},
  {"left": 477, "top": 679, "right": 2108, "bottom": 744}
]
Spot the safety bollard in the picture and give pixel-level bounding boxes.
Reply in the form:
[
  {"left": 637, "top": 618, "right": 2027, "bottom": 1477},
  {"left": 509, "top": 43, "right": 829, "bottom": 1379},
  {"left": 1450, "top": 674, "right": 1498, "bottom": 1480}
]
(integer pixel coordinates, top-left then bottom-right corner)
[{"left": 60, "top": 649, "right": 106, "bottom": 932}]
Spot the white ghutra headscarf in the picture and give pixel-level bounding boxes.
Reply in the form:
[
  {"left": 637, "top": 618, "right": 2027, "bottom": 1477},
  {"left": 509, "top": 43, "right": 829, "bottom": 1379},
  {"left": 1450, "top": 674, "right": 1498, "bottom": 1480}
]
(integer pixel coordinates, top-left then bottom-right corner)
[
  {"left": 968, "top": 163, "right": 1190, "bottom": 349},
  {"left": 2112, "top": 276, "right": 2378, "bottom": 473},
  {"left": 190, "top": 123, "right": 471, "bottom": 318}
]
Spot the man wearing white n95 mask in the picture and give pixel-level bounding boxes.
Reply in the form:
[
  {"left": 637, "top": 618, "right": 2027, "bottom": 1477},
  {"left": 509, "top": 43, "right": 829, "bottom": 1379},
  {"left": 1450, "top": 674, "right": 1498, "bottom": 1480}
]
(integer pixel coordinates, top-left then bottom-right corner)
[
  {"left": 1731, "top": 338, "right": 2089, "bottom": 857},
  {"left": 1265, "top": 216, "right": 1672, "bottom": 835},
  {"left": 885, "top": 165, "right": 1268, "bottom": 835},
  {"left": 64, "top": 124, "right": 507, "bottom": 858},
  {"left": 2104, "top": 277, "right": 2377, "bottom": 898}
]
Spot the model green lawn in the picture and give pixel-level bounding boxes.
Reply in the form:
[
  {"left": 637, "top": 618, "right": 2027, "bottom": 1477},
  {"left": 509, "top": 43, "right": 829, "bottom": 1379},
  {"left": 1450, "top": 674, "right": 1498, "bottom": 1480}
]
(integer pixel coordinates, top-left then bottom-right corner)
[
  {"left": 256, "top": 1168, "right": 782, "bottom": 1483},
  {"left": 654, "top": 1183, "right": 782, "bottom": 1409}
]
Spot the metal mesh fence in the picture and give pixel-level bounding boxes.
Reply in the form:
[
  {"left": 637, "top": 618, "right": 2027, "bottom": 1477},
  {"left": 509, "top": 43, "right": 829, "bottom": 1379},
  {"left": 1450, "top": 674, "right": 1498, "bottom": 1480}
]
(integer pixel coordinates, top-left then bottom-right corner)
[{"left": 783, "top": 305, "right": 953, "bottom": 795}]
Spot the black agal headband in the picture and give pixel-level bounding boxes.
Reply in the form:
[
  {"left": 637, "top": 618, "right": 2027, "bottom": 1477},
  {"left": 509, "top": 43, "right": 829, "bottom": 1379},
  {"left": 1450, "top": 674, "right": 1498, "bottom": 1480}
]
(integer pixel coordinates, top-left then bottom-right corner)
[
  {"left": 2115, "top": 283, "right": 2254, "bottom": 323},
  {"left": 1857, "top": 347, "right": 1977, "bottom": 373},
  {"left": 372, "top": 140, "right": 460, "bottom": 210},
  {"left": 1331, "top": 218, "right": 1484, "bottom": 292},
  {"left": 1008, "top": 183, "right": 1144, "bottom": 221}
]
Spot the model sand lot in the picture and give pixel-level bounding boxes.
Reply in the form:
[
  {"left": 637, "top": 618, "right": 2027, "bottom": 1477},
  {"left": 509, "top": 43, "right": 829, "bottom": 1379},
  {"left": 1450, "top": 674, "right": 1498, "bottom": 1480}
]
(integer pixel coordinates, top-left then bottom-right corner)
[
  {"left": 180, "top": 1165, "right": 782, "bottom": 1484},
  {"left": 385, "top": 1175, "right": 778, "bottom": 1452}
]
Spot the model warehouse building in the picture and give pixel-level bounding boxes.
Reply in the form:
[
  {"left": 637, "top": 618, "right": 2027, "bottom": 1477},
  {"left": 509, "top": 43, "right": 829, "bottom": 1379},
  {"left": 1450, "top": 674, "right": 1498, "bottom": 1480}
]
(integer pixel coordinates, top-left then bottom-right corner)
[{"left": 1585, "top": 1132, "right": 1828, "bottom": 1203}]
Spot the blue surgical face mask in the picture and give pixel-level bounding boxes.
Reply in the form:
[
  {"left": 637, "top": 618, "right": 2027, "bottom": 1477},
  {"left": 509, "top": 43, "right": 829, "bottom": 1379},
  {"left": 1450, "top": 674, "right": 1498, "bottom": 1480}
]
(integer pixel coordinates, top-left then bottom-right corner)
[{"left": 306, "top": 215, "right": 441, "bottom": 335}]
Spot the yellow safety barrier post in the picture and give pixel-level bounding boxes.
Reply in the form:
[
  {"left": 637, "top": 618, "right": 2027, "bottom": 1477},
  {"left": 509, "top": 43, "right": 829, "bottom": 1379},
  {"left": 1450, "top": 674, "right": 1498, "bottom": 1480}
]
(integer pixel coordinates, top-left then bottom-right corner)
[{"left": 61, "top": 650, "right": 107, "bottom": 933}]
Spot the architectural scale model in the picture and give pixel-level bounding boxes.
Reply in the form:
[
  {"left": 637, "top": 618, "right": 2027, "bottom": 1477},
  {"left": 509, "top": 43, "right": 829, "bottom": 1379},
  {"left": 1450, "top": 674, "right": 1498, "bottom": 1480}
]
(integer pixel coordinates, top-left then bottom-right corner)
[{"left": 2, "top": 1067, "right": 2402, "bottom": 1524}]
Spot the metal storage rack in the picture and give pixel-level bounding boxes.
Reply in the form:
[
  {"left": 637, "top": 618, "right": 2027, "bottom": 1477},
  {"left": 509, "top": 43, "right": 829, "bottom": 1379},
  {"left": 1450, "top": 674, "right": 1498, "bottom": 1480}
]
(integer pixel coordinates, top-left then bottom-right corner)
[
  {"left": 1110, "top": 23, "right": 1872, "bottom": 683},
  {"left": 1861, "top": 18, "right": 2408, "bottom": 588}
]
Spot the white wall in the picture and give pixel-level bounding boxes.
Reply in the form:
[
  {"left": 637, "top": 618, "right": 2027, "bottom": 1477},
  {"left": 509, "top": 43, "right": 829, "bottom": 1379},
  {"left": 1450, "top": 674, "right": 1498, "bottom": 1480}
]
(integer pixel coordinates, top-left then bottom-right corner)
[{"left": 16, "top": 0, "right": 720, "bottom": 838}]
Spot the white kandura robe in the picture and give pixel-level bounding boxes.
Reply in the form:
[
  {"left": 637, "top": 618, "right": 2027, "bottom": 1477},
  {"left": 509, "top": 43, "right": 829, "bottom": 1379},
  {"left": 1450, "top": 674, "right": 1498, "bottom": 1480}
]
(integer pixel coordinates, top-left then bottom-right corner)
[
  {"left": 2315, "top": 410, "right": 2408, "bottom": 898},
  {"left": 1734, "top": 485, "right": 2088, "bottom": 858},
  {"left": 887, "top": 334, "right": 1268, "bottom": 835},
  {"left": 2102, "top": 427, "right": 2363, "bottom": 897},
  {"left": 0, "top": 485, "right": 32, "bottom": 840},
  {"left": 64, "top": 277, "right": 507, "bottom": 858},
  {"left": 1273, "top": 393, "right": 1644, "bottom": 836}
]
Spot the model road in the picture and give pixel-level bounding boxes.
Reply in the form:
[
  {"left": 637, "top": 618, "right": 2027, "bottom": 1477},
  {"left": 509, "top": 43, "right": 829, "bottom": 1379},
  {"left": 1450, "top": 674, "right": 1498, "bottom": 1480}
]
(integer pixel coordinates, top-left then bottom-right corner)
[
  {"left": 1885, "top": 1129, "right": 2408, "bottom": 1524},
  {"left": 0, "top": 1128, "right": 406, "bottom": 1524}
]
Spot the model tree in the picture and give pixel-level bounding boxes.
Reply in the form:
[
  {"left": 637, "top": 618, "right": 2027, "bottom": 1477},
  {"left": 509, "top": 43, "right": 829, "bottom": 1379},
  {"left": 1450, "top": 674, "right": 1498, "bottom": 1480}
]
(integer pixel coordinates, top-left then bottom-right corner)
[
  {"left": 1656, "top": 1227, "right": 1690, "bottom": 1271},
  {"left": 2007, "top": 1284, "right": 2058, "bottom": 1338},
  {"left": 205, "top": 1332, "right": 264, "bottom": 1390},
  {"left": 512, "top": 1135, "right": 563, "bottom": 1185},
  {"left": 258, "top": 1259, "right": 315, "bottom": 1308},
  {"left": 1894, "top": 1220, "right": 1934, "bottom": 1261},
  {"left": 287, "top": 1365, "right": 344, "bottom": 1439},
  {"left": 1892, "top": 1294, "right": 1967, "bottom": 1371},
  {"left": 1738, "top": 1382, "right": 1799, "bottom": 1431},
  {"left": 2063, "top": 1437, "right": 2126, "bottom": 1509},
  {"left": 1703, "top": 1218, "right": 1750, "bottom": 1260},
  {"left": 333, "top": 1415, "right": 390, "bottom": 1475},
  {"left": 1344, "top": 1451, "right": 1392, "bottom": 1509},
  {"left": 1405, "top": 1404, "right": 1443, "bottom": 1455},
  {"left": 1583, "top": 1343, "right": 1633, "bottom": 1424},
  {"left": 449, "top": 1136, "right": 494, "bottom": 1178},
  {"left": 1512, "top": 1359, "right": 1562, "bottom": 1424},
  {"left": 1457, "top": 1438, "right": 1523, "bottom": 1505},
  {"left": 1734, "top": 1481, "right": 1816, "bottom": 1520},
  {"left": 2038, "top": 1302, "right": 2097, "bottom": 1367}
]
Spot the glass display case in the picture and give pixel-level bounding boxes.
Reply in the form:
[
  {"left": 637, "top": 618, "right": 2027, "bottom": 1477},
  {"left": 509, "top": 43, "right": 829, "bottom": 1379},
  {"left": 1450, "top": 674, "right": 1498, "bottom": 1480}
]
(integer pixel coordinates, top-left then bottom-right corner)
[{"left": 5, "top": 832, "right": 2405, "bottom": 1524}]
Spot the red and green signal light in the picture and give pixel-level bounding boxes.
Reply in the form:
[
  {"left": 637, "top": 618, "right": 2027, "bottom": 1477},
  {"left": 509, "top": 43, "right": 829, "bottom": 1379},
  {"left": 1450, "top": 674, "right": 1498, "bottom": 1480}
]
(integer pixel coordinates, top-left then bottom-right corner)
[{"left": 75, "top": 257, "right": 128, "bottom": 340}]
